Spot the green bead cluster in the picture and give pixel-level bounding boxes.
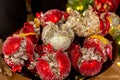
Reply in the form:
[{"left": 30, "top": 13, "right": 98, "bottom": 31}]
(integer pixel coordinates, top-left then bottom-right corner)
[{"left": 67, "top": 0, "right": 93, "bottom": 13}]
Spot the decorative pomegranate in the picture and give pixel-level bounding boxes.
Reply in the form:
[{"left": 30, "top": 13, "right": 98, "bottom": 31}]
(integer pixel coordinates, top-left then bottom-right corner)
[
  {"left": 94, "top": 0, "right": 120, "bottom": 13},
  {"left": 2, "top": 36, "right": 34, "bottom": 72},
  {"left": 38, "top": 9, "right": 69, "bottom": 26},
  {"left": 70, "top": 34, "right": 112, "bottom": 76},
  {"left": 13, "top": 21, "right": 40, "bottom": 44},
  {"left": 35, "top": 44, "right": 71, "bottom": 80}
]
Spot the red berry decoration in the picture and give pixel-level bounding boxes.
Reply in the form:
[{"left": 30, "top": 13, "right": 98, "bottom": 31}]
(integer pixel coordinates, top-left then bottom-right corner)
[
  {"left": 2, "top": 36, "right": 34, "bottom": 72},
  {"left": 36, "top": 44, "right": 71, "bottom": 80}
]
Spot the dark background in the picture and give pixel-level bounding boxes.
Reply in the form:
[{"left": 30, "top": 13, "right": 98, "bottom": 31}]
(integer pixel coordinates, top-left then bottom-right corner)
[
  {"left": 0, "top": 0, "right": 27, "bottom": 40},
  {"left": 31, "top": 0, "right": 67, "bottom": 16},
  {"left": 0, "top": 0, "right": 67, "bottom": 40}
]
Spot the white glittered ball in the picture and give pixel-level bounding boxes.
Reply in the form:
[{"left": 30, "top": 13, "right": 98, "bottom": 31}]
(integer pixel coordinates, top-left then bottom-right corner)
[{"left": 49, "top": 35, "right": 71, "bottom": 51}]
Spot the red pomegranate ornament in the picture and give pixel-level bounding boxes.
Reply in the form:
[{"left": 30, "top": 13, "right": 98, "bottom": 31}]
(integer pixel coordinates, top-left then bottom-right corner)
[
  {"left": 38, "top": 9, "right": 69, "bottom": 26},
  {"left": 21, "top": 22, "right": 40, "bottom": 44},
  {"left": 79, "top": 60, "right": 102, "bottom": 76},
  {"left": 84, "top": 34, "right": 112, "bottom": 61},
  {"left": 69, "top": 44, "right": 82, "bottom": 70},
  {"left": 70, "top": 35, "right": 112, "bottom": 76},
  {"left": 2, "top": 36, "right": 34, "bottom": 72},
  {"left": 13, "top": 22, "right": 40, "bottom": 44},
  {"left": 99, "top": 12, "right": 110, "bottom": 35},
  {"left": 94, "top": 0, "right": 120, "bottom": 13},
  {"left": 35, "top": 44, "right": 71, "bottom": 80}
]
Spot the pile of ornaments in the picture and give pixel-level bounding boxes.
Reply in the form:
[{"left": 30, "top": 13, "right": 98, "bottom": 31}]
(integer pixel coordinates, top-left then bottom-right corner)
[{"left": 2, "top": 4, "right": 120, "bottom": 80}]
